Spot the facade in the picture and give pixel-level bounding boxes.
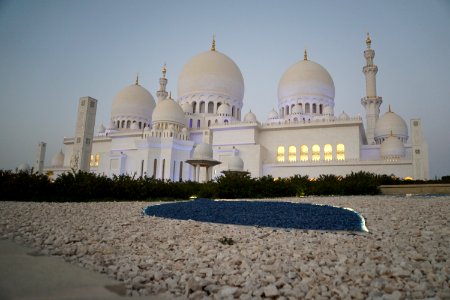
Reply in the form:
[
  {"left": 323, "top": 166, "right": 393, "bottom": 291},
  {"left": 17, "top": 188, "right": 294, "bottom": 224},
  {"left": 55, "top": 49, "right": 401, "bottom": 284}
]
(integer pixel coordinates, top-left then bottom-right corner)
[{"left": 42, "top": 35, "right": 429, "bottom": 181}]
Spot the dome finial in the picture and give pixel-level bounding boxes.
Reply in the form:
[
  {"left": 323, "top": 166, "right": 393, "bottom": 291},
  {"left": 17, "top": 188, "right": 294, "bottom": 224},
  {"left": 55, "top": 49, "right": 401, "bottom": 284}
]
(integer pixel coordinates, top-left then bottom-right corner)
[
  {"left": 162, "top": 63, "right": 167, "bottom": 78},
  {"left": 169, "top": 91, "right": 172, "bottom": 99},
  {"left": 366, "top": 32, "right": 372, "bottom": 49},
  {"left": 304, "top": 47, "right": 308, "bottom": 61},
  {"left": 211, "top": 34, "right": 216, "bottom": 51},
  {"left": 388, "top": 104, "right": 391, "bottom": 112},
  {"left": 135, "top": 73, "right": 139, "bottom": 85}
]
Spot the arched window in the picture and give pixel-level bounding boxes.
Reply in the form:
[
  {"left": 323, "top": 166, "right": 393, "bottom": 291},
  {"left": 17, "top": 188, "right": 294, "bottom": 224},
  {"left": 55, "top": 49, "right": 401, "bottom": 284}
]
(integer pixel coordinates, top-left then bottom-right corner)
[
  {"left": 208, "top": 102, "right": 214, "bottom": 113},
  {"left": 312, "top": 104, "right": 317, "bottom": 114},
  {"left": 199, "top": 101, "right": 205, "bottom": 113},
  {"left": 208, "top": 120, "right": 211, "bottom": 127},
  {"left": 153, "top": 159, "right": 157, "bottom": 178},
  {"left": 232, "top": 106, "right": 235, "bottom": 117},
  {"left": 300, "top": 145, "right": 309, "bottom": 161},
  {"left": 277, "top": 146, "right": 285, "bottom": 162},
  {"left": 305, "top": 103, "right": 310, "bottom": 113},
  {"left": 192, "top": 102, "right": 197, "bottom": 113},
  {"left": 319, "top": 104, "right": 323, "bottom": 114},
  {"left": 312, "top": 144, "right": 320, "bottom": 161},
  {"left": 117, "top": 121, "right": 120, "bottom": 128},
  {"left": 126, "top": 120, "right": 131, "bottom": 128},
  {"left": 138, "top": 122, "right": 142, "bottom": 129},
  {"left": 216, "top": 102, "right": 222, "bottom": 112},
  {"left": 337, "top": 144, "right": 345, "bottom": 160},
  {"left": 324, "top": 144, "right": 332, "bottom": 161},
  {"left": 288, "top": 146, "right": 296, "bottom": 162},
  {"left": 121, "top": 120, "right": 125, "bottom": 128},
  {"left": 224, "top": 119, "right": 229, "bottom": 124},
  {"left": 197, "top": 120, "right": 201, "bottom": 128},
  {"left": 286, "top": 106, "right": 290, "bottom": 115},
  {"left": 189, "top": 119, "right": 193, "bottom": 128}
]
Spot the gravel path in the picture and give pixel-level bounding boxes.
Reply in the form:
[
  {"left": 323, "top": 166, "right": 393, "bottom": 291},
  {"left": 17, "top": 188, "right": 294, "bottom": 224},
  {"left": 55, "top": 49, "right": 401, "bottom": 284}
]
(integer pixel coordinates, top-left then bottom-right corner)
[{"left": 1, "top": 195, "right": 449, "bottom": 299}]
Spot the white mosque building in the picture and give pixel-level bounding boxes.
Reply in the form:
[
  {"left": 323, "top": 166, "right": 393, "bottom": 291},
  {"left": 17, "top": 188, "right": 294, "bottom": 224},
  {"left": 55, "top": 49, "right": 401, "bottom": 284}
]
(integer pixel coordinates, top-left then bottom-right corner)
[{"left": 39, "top": 34, "right": 429, "bottom": 181}]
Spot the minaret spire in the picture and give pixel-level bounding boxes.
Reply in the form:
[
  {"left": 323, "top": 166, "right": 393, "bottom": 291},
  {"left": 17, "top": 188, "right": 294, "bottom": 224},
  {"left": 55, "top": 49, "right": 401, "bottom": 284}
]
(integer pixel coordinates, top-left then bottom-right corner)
[
  {"left": 304, "top": 48, "right": 308, "bottom": 61},
  {"left": 361, "top": 33, "right": 383, "bottom": 145},
  {"left": 211, "top": 34, "right": 216, "bottom": 51},
  {"left": 135, "top": 73, "right": 139, "bottom": 85},
  {"left": 157, "top": 63, "right": 168, "bottom": 102}
]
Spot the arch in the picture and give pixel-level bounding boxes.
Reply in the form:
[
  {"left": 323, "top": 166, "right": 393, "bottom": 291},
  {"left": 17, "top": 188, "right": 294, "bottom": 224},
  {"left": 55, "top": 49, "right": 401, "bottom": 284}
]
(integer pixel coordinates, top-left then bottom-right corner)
[
  {"left": 199, "top": 101, "right": 205, "bottom": 113},
  {"left": 300, "top": 145, "right": 309, "bottom": 161},
  {"left": 197, "top": 119, "right": 201, "bottom": 128},
  {"left": 324, "top": 144, "right": 332, "bottom": 161},
  {"left": 288, "top": 146, "right": 296, "bottom": 162},
  {"left": 319, "top": 104, "right": 323, "bottom": 114},
  {"left": 232, "top": 106, "right": 235, "bottom": 117},
  {"left": 138, "top": 121, "right": 142, "bottom": 129},
  {"left": 312, "top": 144, "right": 320, "bottom": 161},
  {"left": 277, "top": 146, "right": 285, "bottom": 163},
  {"left": 215, "top": 119, "right": 218, "bottom": 124},
  {"left": 126, "top": 120, "right": 131, "bottom": 128},
  {"left": 216, "top": 102, "right": 222, "bottom": 112},
  {"left": 337, "top": 144, "right": 345, "bottom": 160},
  {"left": 305, "top": 103, "right": 310, "bottom": 113},
  {"left": 153, "top": 159, "right": 157, "bottom": 178},
  {"left": 121, "top": 120, "right": 125, "bottom": 128},
  {"left": 192, "top": 102, "right": 197, "bottom": 113},
  {"left": 208, "top": 102, "right": 214, "bottom": 113},
  {"left": 224, "top": 119, "right": 229, "bottom": 124},
  {"left": 286, "top": 105, "right": 290, "bottom": 115},
  {"left": 208, "top": 120, "right": 211, "bottom": 127},
  {"left": 189, "top": 119, "right": 193, "bottom": 128},
  {"left": 117, "top": 120, "right": 120, "bottom": 128},
  {"left": 312, "top": 103, "right": 317, "bottom": 114}
]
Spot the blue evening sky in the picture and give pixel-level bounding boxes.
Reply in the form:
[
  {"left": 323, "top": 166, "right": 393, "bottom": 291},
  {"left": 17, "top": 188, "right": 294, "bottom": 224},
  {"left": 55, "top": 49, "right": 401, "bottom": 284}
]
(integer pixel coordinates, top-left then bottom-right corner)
[{"left": 0, "top": 0, "right": 449, "bottom": 178}]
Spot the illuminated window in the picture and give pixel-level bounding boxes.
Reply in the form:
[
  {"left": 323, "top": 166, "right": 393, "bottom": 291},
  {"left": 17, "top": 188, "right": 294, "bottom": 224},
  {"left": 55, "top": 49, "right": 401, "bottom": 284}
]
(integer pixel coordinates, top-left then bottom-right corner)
[
  {"left": 277, "top": 146, "right": 285, "bottom": 162},
  {"left": 288, "top": 146, "right": 296, "bottom": 162},
  {"left": 337, "top": 144, "right": 345, "bottom": 160},
  {"left": 312, "top": 145, "right": 320, "bottom": 161},
  {"left": 324, "top": 144, "right": 332, "bottom": 161},
  {"left": 300, "top": 145, "right": 309, "bottom": 161},
  {"left": 90, "top": 154, "right": 100, "bottom": 167}
]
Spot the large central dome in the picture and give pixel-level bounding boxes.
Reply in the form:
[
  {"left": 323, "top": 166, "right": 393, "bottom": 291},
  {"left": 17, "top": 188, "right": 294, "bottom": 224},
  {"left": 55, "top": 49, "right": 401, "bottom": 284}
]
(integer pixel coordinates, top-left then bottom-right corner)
[
  {"left": 177, "top": 50, "right": 244, "bottom": 105},
  {"left": 278, "top": 59, "right": 335, "bottom": 102}
]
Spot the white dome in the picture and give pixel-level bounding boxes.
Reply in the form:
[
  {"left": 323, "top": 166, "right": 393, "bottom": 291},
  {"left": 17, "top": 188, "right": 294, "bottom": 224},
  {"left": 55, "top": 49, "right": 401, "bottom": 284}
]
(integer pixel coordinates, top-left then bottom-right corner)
[
  {"left": 228, "top": 155, "right": 244, "bottom": 171},
  {"left": 111, "top": 83, "right": 156, "bottom": 122},
  {"left": 17, "top": 163, "right": 30, "bottom": 172},
  {"left": 381, "top": 135, "right": 405, "bottom": 158},
  {"left": 98, "top": 124, "right": 106, "bottom": 133},
  {"left": 152, "top": 97, "right": 186, "bottom": 126},
  {"left": 178, "top": 50, "right": 244, "bottom": 103},
  {"left": 292, "top": 104, "right": 303, "bottom": 114},
  {"left": 51, "top": 150, "right": 65, "bottom": 167},
  {"left": 192, "top": 143, "right": 213, "bottom": 160},
  {"left": 243, "top": 110, "right": 257, "bottom": 123},
  {"left": 375, "top": 109, "right": 408, "bottom": 142},
  {"left": 181, "top": 102, "right": 193, "bottom": 114},
  {"left": 268, "top": 108, "right": 279, "bottom": 119},
  {"left": 217, "top": 103, "right": 231, "bottom": 115},
  {"left": 130, "top": 122, "right": 139, "bottom": 130},
  {"left": 278, "top": 59, "right": 335, "bottom": 102},
  {"left": 339, "top": 111, "right": 349, "bottom": 120}
]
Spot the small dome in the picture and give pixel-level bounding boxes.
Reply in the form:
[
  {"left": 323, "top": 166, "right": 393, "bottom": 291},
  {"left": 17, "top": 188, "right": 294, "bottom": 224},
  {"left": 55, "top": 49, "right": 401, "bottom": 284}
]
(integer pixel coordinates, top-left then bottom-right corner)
[
  {"left": 51, "top": 150, "right": 65, "bottom": 167},
  {"left": 278, "top": 59, "right": 335, "bottom": 103},
  {"left": 228, "top": 155, "right": 244, "bottom": 171},
  {"left": 130, "top": 122, "right": 139, "bottom": 130},
  {"left": 152, "top": 97, "right": 186, "bottom": 127},
  {"left": 192, "top": 143, "right": 213, "bottom": 160},
  {"left": 375, "top": 109, "right": 408, "bottom": 142},
  {"left": 291, "top": 104, "right": 303, "bottom": 114},
  {"left": 243, "top": 110, "right": 257, "bottom": 123},
  {"left": 111, "top": 83, "right": 156, "bottom": 122},
  {"left": 178, "top": 50, "right": 244, "bottom": 104},
  {"left": 339, "top": 111, "right": 349, "bottom": 120},
  {"left": 17, "top": 163, "right": 30, "bottom": 172},
  {"left": 381, "top": 135, "right": 405, "bottom": 158},
  {"left": 98, "top": 124, "right": 106, "bottom": 133},
  {"left": 217, "top": 103, "right": 231, "bottom": 115},
  {"left": 181, "top": 102, "right": 193, "bottom": 114},
  {"left": 268, "top": 108, "right": 279, "bottom": 119}
]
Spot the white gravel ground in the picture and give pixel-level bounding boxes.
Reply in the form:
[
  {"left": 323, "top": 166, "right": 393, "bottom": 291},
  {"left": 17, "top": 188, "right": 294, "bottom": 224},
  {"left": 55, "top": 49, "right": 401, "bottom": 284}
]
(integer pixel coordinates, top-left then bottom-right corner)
[{"left": 1, "top": 195, "right": 449, "bottom": 299}]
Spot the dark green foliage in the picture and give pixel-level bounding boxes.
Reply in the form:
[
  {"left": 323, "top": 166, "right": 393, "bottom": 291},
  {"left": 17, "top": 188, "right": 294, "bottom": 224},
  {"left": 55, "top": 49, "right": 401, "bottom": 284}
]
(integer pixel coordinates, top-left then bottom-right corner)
[
  {"left": 0, "top": 169, "right": 447, "bottom": 202},
  {"left": 441, "top": 176, "right": 450, "bottom": 183},
  {"left": 218, "top": 236, "right": 235, "bottom": 245}
]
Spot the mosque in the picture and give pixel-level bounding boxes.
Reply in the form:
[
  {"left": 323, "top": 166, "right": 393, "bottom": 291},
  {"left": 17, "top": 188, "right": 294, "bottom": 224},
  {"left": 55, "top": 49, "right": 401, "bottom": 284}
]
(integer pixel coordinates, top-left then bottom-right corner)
[{"left": 33, "top": 34, "right": 429, "bottom": 181}]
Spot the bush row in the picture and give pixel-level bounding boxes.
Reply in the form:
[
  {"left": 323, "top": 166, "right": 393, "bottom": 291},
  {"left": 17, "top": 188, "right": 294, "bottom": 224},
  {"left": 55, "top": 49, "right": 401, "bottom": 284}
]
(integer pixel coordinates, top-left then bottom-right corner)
[{"left": 0, "top": 169, "right": 445, "bottom": 202}]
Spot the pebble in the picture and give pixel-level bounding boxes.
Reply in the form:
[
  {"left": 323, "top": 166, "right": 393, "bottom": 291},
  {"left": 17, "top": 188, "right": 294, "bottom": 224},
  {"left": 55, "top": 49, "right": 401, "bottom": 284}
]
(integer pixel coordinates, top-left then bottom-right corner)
[{"left": 0, "top": 195, "right": 449, "bottom": 299}]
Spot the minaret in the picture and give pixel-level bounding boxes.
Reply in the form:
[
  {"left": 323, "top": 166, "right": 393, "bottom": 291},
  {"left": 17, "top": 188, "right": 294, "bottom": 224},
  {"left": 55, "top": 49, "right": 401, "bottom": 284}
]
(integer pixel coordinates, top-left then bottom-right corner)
[
  {"left": 71, "top": 96, "right": 97, "bottom": 171},
  {"left": 156, "top": 63, "right": 168, "bottom": 102},
  {"left": 34, "top": 142, "right": 46, "bottom": 174},
  {"left": 361, "top": 33, "right": 382, "bottom": 144}
]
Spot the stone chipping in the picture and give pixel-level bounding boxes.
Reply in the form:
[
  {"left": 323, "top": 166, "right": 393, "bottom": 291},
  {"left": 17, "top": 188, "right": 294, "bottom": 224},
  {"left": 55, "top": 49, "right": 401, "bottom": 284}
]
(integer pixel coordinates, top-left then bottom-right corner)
[{"left": 0, "top": 195, "right": 449, "bottom": 299}]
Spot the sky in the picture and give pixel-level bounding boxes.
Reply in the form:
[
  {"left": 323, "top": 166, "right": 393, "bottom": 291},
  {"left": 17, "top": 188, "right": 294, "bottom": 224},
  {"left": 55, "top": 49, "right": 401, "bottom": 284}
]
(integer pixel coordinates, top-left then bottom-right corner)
[{"left": 0, "top": 0, "right": 449, "bottom": 178}]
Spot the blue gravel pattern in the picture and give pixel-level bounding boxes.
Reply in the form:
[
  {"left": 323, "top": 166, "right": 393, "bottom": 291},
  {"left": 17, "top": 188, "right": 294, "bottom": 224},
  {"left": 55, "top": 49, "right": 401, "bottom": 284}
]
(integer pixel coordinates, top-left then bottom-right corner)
[{"left": 144, "top": 199, "right": 365, "bottom": 231}]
